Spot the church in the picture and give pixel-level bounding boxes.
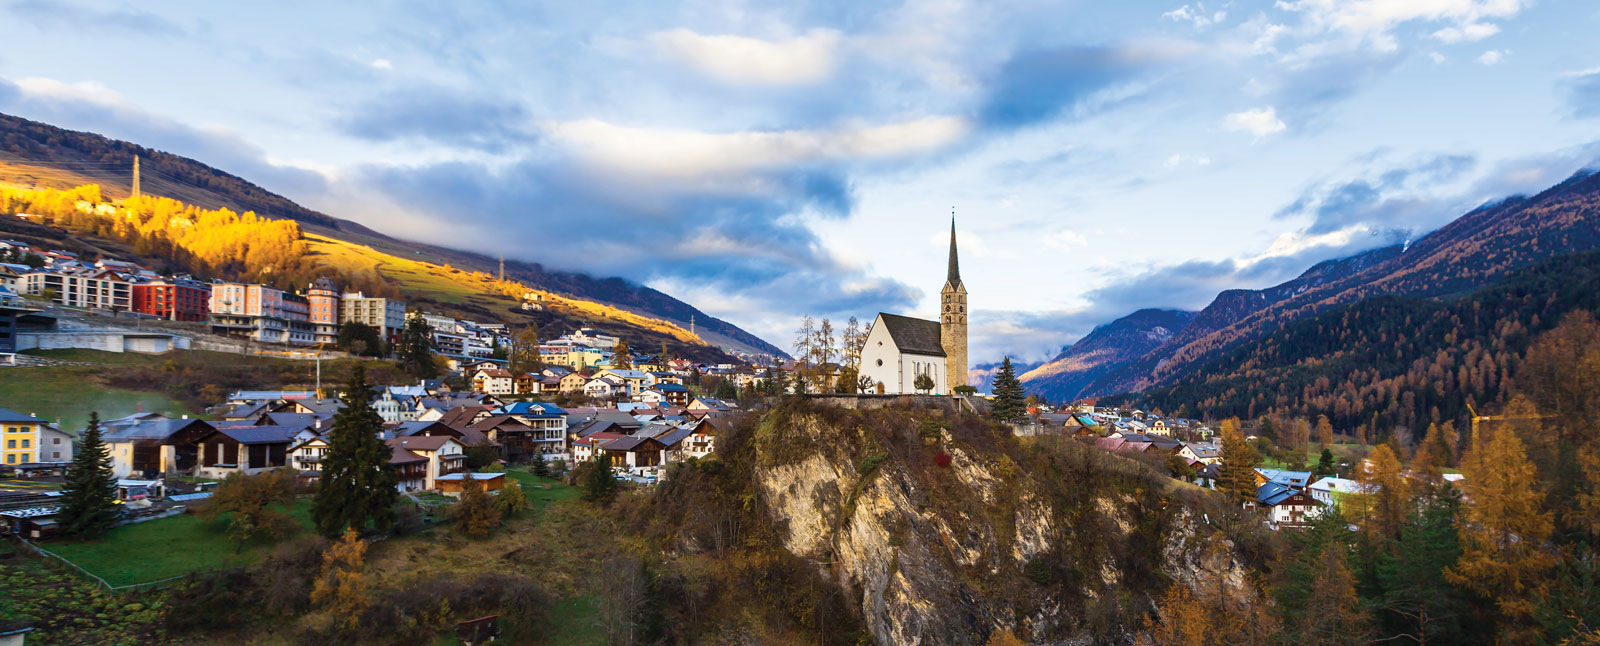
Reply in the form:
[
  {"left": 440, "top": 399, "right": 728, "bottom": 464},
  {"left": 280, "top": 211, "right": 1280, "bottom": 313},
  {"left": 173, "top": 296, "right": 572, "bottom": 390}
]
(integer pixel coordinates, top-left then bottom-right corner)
[{"left": 858, "top": 219, "right": 968, "bottom": 395}]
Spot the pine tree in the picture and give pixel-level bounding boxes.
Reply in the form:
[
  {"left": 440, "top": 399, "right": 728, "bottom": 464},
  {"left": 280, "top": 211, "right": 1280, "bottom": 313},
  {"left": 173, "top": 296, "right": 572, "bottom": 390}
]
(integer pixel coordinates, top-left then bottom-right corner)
[
  {"left": 1299, "top": 542, "right": 1371, "bottom": 645},
  {"left": 991, "top": 357, "right": 1026, "bottom": 423},
  {"left": 312, "top": 366, "right": 400, "bottom": 537},
  {"left": 1373, "top": 489, "right": 1466, "bottom": 644},
  {"left": 396, "top": 316, "right": 437, "bottom": 379},
  {"left": 531, "top": 452, "right": 550, "bottom": 479},
  {"left": 582, "top": 450, "right": 617, "bottom": 505},
  {"left": 57, "top": 412, "right": 120, "bottom": 538},
  {"left": 1314, "top": 449, "right": 1336, "bottom": 478}
]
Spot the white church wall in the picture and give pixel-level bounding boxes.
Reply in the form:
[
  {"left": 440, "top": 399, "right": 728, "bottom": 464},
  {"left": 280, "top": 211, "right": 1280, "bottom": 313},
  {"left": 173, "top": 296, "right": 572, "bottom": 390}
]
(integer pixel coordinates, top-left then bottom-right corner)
[{"left": 858, "top": 318, "right": 899, "bottom": 393}]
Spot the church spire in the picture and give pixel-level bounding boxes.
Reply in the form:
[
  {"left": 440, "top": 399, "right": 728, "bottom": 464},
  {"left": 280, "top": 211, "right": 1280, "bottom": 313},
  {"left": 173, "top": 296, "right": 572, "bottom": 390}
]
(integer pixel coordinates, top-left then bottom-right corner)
[{"left": 947, "top": 212, "right": 961, "bottom": 286}]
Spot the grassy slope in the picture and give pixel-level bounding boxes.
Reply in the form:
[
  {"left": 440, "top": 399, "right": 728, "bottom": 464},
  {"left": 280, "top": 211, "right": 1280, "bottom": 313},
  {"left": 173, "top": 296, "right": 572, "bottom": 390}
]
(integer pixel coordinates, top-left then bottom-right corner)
[{"left": 48, "top": 499, "right": 314, "bottom": 586}]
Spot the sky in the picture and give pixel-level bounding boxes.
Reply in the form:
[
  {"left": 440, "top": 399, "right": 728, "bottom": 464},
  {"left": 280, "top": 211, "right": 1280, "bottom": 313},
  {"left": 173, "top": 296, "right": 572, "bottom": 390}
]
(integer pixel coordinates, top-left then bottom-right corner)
[{"left": 2, "top": 0, "right": 1598, "bottom": 364}]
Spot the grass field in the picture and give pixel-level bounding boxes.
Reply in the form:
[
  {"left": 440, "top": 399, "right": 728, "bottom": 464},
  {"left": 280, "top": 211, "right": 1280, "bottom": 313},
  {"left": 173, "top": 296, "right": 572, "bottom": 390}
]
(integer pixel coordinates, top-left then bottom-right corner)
[
  {"left": 47, "top": 498, "right": 314, "bottom": 587},
  {"left": 0, "top": 366, "right": 194, "bottom": 432}
]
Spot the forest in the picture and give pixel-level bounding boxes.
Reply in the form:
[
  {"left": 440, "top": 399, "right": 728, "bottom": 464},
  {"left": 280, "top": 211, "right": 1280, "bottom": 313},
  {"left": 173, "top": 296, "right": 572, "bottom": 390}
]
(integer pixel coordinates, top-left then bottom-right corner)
[{"left": 1117, "top": 249, "right": 1600, "bottom": 447}]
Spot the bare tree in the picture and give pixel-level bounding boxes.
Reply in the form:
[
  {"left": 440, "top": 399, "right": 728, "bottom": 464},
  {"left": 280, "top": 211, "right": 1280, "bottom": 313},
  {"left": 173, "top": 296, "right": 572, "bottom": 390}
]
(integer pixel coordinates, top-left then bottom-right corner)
[{"left": 596, "top": 555, "right": 650, "bottom": 646}]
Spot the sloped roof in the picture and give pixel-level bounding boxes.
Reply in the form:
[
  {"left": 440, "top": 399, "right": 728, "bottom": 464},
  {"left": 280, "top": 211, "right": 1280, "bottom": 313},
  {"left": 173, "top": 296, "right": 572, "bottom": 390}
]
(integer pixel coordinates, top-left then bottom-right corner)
[
  {"left": 389, "top": 446, "right": 426, "bottom": 464},
  {"left": 101, "top": 418, "right": 214, "bottom": 442},
  {"left": 1256, "top": 468, "right": 1313, "bottom": 489},
  {"left": 217, "top": 425, "right": 300, "bottom": 444},
  {"left": 0, "top": 407, "right": 45, "bottom": 424},
  {"left": 876, "top": 313, "right": 946, "bottom": 357},
  {"left": 386, "top": 436, "right": 460, "bottom": 452},
  {"left": 1257, "top": 482, "right": 1315, "bottom": 507}
]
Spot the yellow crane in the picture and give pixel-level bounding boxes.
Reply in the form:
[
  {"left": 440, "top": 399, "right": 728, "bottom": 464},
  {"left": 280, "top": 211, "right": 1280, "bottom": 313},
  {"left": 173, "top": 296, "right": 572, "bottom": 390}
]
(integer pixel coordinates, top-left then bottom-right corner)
[{"left": 1465, "top": 402, "right": 1551, "bottom": 442}]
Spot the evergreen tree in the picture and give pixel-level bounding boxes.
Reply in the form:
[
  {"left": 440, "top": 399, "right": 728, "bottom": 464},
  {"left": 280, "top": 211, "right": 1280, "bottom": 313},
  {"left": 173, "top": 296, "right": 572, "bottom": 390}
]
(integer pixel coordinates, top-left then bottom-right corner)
[
  {"left": 509, "top": 324, "right": 542, "bottom": 376},
  {"left": 397, "top": 316, "right": 437, "bottom": 379},
  {"left": 57, "top": 412, "right": 120, "bottom": 538},
  {"left": 582, "top": 450, "right": 617, "bottom": 505},
  {"left": 312, "top": 366, "right": 400, "bottom": 537},
  {"left": 531, "top": 452, "right": 550, "bottom": 479},
  {"left": 1314, "top": 448, "right": 1337, "bottom": 478},
  {"left": 991, "top": 357, "right": 1026, "bottom": 423},
  {"left": 1372, "top": 488, "right": 1467, "bottom": 644},
  {"left": 338, "top": 321, "right": 385, "bottom": 357}
]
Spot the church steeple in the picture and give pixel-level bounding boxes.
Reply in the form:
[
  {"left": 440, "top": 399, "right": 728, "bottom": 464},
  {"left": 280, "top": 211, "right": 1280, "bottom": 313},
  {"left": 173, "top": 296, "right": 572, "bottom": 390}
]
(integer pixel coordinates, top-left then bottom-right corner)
[
  {"left": 947, "top": 216, "right": 961, "bottom": 287},
  {"left": 941, "top": 213, "right": 967, "bottom": 394}
]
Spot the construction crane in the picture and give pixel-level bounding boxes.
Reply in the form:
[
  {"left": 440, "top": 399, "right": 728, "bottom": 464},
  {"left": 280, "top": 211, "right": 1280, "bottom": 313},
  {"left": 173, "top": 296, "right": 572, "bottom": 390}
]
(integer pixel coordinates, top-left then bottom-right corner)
[{"left": 1466, "top": 402, "right": 1552, "bottom": 441}]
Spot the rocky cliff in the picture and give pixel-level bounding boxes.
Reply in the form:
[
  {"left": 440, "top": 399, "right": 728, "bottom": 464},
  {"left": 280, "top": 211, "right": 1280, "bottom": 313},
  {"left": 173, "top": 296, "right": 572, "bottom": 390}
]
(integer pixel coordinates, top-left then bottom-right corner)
[{"left": 741, "top": 400, "right": 1266, "bottom": 645}]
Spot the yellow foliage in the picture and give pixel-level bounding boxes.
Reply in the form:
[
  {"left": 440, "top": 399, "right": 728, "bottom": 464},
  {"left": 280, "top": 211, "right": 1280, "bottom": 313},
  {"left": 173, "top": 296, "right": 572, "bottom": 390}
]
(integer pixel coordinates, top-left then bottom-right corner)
[
  {"left": 310, "top": 529, "right": 369, "bottom": 632},
  {"left": 1447, "top": 416, "right": 1555, "bottom": 624}
]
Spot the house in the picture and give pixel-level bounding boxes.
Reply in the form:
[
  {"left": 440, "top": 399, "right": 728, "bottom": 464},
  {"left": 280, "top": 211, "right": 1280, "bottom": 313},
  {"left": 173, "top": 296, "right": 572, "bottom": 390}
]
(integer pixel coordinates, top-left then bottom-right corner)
[
  {"left": 687, "top": 397, "right": 734, "bottom": 413},
  {"left": 1254, "top": 468, "right": 1313, "bottom": 491},
  {"left": 389, "top": 445, "right": 429, "bottom": 492},
  {"left": 597, "top": 434, "right": 668, "bottom": 478},
  {"left": 1257, "top": 482, "right": 1323, "bottom": 527},
  {"left": 651, "top": 372, "right": 683, "bottom": 386},
  {"left": 598, "top": 369, "right": 650, "bottom": 394},
  {"left": 584, "top": 375, "right": 624, "bottom": 399},
  {"left": 1147, "top": 420, "right": 1172, "bottom": 437},
  {"left": 1179, "top": 442, "right": 1223, "bottom": 466},
  {"left": 560, "top": 372, "right": 590, "bottom": 394},
  {"left": 100, "top": 417, "right": 215, "bottom": 479},
  {"left": 385, "top": 436, "right": 466, "bottom": 490},
  {"left": 571, "top": 432, "right": 627, "bottom": 465},
  {"left": 193, "top": 425, "right": 298, "bottom": 478},
  {"left": 436, "top": 472, "right": 506, "bottom": 497},
  {"left": 514, "top": 373, "right": 542, "bottom": 395},
  {"left": 0, "top": 408, "right": 48, "bottom": 467},
  {"left": 1308, "top": 477, "right": 1369, "bottom": 508},
  {"left": 677, "top": 416, "right": 724, "bottom": 459},
  {"left": 38, "top": 424, "right": 75, "bottom": 463},
  {"left": 289, "top": 435, "right": 330, "bottom": 473},
  {"left": 473, "top": 368, "right": 516, "bottom": 396},
  {"left": 492, "top": 402, "right": 569, "bottom": 458},
  {"left": 433, "top": 406, "right": 498, "bottom": 429},
  {"left": 648, "top": 382, "right": 690, "bottom": 407}
]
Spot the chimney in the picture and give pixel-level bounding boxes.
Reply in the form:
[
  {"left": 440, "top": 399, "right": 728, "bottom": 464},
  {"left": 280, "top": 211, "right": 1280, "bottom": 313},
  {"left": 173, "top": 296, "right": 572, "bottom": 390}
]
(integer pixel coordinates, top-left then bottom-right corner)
[{"left": 182, "top": 414, "right": 189, "bottom": 420}]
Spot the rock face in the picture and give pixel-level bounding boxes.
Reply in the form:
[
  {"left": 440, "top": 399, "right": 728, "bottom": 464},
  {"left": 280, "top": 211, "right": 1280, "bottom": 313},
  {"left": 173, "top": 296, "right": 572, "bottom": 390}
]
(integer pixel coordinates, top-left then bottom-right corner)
[{"left": 751, "top": 405, "right": 1253, "bottom": 645}]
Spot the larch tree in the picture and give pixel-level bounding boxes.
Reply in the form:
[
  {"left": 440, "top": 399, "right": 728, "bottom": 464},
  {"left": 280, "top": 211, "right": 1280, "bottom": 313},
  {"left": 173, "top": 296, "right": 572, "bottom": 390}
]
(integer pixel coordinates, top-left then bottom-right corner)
[
  {"left": 1218, "top": 419, "right": 1262, "bottom": 505},
  {"left": 611, "top": 340, "right": 633, "bottom": 369},
  {"left": 510, "top": 324, "right": 542, "bottom": 376},
  {"left": 1446, "top": 421, "right": 1555, "bottom": 626},
  {"left": 312, "top": 366, "right": 400, "bottom": 537},
  {"left": 451, "top": 477, "right": 502, "bottom": 538},
  {"left": 310, "top": 529, "right": 369, "bottom": 633},
  {"left": 57, "top": 411, "right": 121, "bottom": 538},
  {"left": 1355, "top": 443, "right": 1411, "bottom": 543},
  {"left": 1316, "top": 415, "right": 1335, "bottom": 447}
]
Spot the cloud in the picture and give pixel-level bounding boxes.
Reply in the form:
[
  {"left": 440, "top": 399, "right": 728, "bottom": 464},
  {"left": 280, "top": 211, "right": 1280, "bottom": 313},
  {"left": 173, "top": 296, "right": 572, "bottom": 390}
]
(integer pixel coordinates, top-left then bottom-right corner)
[
  {"left": 1222, "top": 106, "right": 1286, "bottom": 137},
  {"left": 1429, "top": 52, "right": 1448, "bottom": 64},
  {"left": 335, "top": 87, "right": 534, "bottom": 153},
  {"left": 1043, "top": 229, "right": 1089, "bottom": 250},
  {"left": 1476, "top": 50, "right": 1505, "bottom": 65},
  {"left": 370, "top": 58, "right": 393, "bottom": 70},
  {"left": 1273, "top": 0, "right": 1530, "bottom": 52},
  {"left": 5, "top": 0, "right": 186, "bottom": 38},
  {"left": 1566, "top": 68, "right": 1600, "bottom": 119},
  {"left": 0, "top": 76, "right": 327, "bottom": 199},
  {"left": 541, "top": 116, "right": 971, "bottom": 183},
  {"left": 1275, "top": 152, "right": 1478, "bottom": 234},
  {"left": 1163, "top": 4, "right": 1227, "bottom": 29},
  {"left": 976, "top": 43, "right": 1187, "bottom": 130},
  {"left": 650, "top": 28, "right": 841, "bottom": 85}
]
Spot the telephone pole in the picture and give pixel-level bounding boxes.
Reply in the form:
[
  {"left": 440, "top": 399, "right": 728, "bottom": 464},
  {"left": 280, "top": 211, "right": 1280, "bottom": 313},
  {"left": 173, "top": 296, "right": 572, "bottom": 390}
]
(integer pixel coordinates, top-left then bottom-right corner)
[{"left": 131, "top": 156, "right": 141, "bottom": 199}]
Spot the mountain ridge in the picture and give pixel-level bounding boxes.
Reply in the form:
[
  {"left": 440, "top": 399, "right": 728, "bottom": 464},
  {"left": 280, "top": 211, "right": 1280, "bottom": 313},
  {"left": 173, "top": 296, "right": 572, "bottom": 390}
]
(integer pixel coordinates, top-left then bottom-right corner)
[{"left": 0, "top": 111, "right": 787, "bottom": 359}]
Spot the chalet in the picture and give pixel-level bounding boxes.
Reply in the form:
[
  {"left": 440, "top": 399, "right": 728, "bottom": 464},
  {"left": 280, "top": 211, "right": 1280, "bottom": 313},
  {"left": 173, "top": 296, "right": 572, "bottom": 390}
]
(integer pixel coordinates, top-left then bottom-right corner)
[
  {"left": 1257, "top": 482, "right": 1323, "bottom": 527},
  {"left": 514, "top": 373, "right": 542, "bottom": 395},
  {"left": 1179, "top": 442, "right": 1223, "bottom": 465},
  {"left": 650, "top": 372, "right": 683, "bottom": 386},
  {"left": 290, "top": 436, "right": 330, "bottom": 473},
  {"left": 635, "top": 389, "right": 666, "bottom": 405},
  {"left": 385, "top": 436, "right": 467, "bottom": 489},
  {"left": 687, "top": 397, "right": 735, "bottom": 413},
  {"left": 436, "top": 472, "right": 506, "bottom": 497},
  {"left": 473, "top": 368, "right": 516, "bottom": 396},
  {"left": 194, "top": 425, "right": 298, "bottom": 478},
  {"left": 390, "top": 445, "right": 428, "bottom": 492},
  {"left": 492, "top": 402, "right": 568, "bottom": 457},
  {"left": 1308, "top": 477, "right": 1369, "bottom": 508},
  {"left": 584, "top": 375, "right": 624, "bottom": 399},
  {"left": 433, "top": 405, "right": 498, "bottom": 429},
  {"left": 598, "top": 369, "right": 650, "bottom": 394},
  {"left": 598, "top": 434, "right": 668, "bottom": 478},
  {"left": 100, "top": 417, "right": 215, "bottom": 479},
  {"left": 649, "top": 382, "right": 690, "bottom": 407},
  {"left": 1147, "top": 420, "right": 1172, "bottom": 437},
  {"left": 571, "top": 431, "right": 627, "bottom": 465},
  {"left": 678, "top": 417, "right": 723, "bottom": 459}
]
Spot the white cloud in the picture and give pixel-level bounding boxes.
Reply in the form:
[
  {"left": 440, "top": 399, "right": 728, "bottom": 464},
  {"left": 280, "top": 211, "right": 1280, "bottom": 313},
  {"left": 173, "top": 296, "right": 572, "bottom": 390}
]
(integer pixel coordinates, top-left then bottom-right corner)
[
  {"left": 13, "top": 77, "right": 123, "bottom": 106},
  {"left": 1477, "top": 49, "right": 1505, "bottom": 65},
  {"left": 1165, "top": 153, "right": 1212, "bottom": 168},
  {"left": 1431, "top": 22, "right": 1500, "bottom": 43},
  {"left": 1241, "top": 225, "right": 1369, "bottom": 266},
  {"left": 1222, "top": 106, "right": 1287, "bottom": 137},
  {"left": 650, "top": 28, "right": 841, "bottom": 85},
  {"left": 1429, "top": 51, "right": 1448, "bottom": 64},
  {"left": 370, "top": 58, "right": 393, "bottom": 70},
  {"left": 542, "top": 116, "right": 972, "bottom": 182},
  {"left": 1044, "top": 229, "right": 1089, "bottom": 250},
  {"left": 1163, "top": 4, "right": 1227, "bottom": 29},
  {"left": 1273, "top": 0, "right": 1529, "bottom": 53}
]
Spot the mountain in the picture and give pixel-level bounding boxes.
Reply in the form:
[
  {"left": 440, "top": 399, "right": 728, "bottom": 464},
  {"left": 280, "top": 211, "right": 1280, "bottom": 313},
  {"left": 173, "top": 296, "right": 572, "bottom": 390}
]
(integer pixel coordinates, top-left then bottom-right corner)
[
  {"left": 1108, "top": 248, "right": 1600, "bottom": 435},
  {"left": 0, "top": 112, "right": 785, "bottom": 359},
  {"left": 1017, "top": 308, "right": 1196, "bottom": 400},
  {"left": 1034, "top": 169, "right": 1600, "bottom": 400}
]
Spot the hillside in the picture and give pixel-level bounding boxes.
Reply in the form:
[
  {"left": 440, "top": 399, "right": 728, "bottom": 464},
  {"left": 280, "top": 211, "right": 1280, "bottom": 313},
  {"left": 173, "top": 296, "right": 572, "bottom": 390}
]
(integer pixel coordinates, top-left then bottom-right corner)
[
  {"left": 1018, "top": 308, "right": 1196, "bottom": 401},
  {"left": 0, "top": 112, "right": 785, "bottom": 359},
  {"left": 1108, "top": 249, "right": 1600, "bottom": 438},
  {"left": 1063, "top": 169, "right": 1600, "bottom": 399}
]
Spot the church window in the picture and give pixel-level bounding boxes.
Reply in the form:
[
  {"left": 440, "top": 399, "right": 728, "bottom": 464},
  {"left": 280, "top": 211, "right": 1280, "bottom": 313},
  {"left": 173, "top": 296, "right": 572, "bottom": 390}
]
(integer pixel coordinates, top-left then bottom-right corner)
[{"left": 876, "top": 359, "right": 883, "bottom": 367}]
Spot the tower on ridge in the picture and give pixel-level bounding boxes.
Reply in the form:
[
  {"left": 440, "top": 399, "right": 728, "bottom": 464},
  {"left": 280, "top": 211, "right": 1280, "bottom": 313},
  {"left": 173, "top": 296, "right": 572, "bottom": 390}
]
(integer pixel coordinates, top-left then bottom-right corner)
[{"left": 940, "top": 214, "right": 968, "bottom": 390}]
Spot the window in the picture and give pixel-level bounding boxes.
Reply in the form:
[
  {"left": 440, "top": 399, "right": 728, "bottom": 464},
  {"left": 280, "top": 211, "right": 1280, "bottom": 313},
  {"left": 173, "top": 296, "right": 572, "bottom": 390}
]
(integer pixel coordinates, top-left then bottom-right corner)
[
  {"left": 52, "top": 452, "right": 60, "bottom": 459},
  {"left": 20, "top": 439, "right": 27, "bottom": 448},
  {"left": 5, "top": 439, "right": 12, "bottom": 448},
  {"left": 875, "top": 359, "right": 883, "bottom": 367}
]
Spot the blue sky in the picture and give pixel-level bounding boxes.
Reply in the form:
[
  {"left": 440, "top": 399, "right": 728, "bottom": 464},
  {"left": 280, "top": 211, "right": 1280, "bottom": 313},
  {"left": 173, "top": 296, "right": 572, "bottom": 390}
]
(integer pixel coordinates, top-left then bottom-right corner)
[{"left": 2, "top": 0, "right": 1598, "bottom": 364}]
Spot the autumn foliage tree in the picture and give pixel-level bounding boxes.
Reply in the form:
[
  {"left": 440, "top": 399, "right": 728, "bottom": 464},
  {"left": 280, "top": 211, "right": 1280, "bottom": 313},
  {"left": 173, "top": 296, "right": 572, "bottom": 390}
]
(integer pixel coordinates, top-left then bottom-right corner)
[
  {"left": 310, "top": 529, "right": 369, "bottom": 634},
  {"left": 452, "top": 477, "right": 502, "bottom": 538},
  {"left": 1447, "top": 420, "right": 1556, "bottom": 629},
  {"left": 1217, "top": 419, "right": 1261, "bottom": 504}
]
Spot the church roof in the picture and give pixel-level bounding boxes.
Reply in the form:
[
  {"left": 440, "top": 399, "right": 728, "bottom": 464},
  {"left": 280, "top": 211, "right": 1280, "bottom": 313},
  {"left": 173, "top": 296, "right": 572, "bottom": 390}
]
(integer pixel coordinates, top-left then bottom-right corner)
[
  {"left": 947, "top": 218, "right": 963, "bottom": 288},
  {"left": 878, "top": 313, "right": 946, "bottom": 357}
]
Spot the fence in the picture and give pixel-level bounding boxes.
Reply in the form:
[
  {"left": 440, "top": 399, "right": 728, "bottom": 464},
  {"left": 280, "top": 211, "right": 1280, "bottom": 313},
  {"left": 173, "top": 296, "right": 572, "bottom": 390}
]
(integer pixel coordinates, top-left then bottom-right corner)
[{"left": 10, "top": 536, "right": 192, "bottom": 593}]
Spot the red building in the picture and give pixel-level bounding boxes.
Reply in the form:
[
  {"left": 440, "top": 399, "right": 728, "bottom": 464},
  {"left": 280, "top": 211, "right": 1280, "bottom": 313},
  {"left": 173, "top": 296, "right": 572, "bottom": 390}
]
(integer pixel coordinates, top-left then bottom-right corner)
[{"left": 132, "top": 279, "right": 211, "bottom": 322}]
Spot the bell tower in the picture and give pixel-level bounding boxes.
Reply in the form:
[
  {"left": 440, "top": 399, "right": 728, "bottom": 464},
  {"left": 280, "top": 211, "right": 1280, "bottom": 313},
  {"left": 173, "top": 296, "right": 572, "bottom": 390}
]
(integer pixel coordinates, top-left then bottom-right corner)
[{"left": 941, "top": 216, "right": 967, "bottom": 393}]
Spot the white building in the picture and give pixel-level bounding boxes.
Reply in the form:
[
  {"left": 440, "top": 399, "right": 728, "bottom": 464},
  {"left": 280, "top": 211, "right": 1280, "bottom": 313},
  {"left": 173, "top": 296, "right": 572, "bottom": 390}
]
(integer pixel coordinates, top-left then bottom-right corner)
[{"left": 858, "top": 313, "right": 950, "bottom": 395}]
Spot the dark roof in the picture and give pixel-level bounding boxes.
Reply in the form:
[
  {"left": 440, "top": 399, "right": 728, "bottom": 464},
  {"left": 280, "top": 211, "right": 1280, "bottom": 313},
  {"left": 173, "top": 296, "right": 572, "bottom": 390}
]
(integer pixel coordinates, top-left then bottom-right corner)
[
  {"left": 217, "top": 425, "right": 301, "bottom": 444},
  {"left": 437, "top": 406, "right": 494, "bottom": 428},
  {"left": 1257, "top": 482, "right": 1314, "bottom": 507},
  {"left": 877, "top": 313, "right": 946, "bottom": 357},
  {"left": 570, "top": 420, "right": 620, "bottom": 438},
  {"left": 390, "top": 421, "right": 462, "bottom": 438},
  {"left": 946, "top": 217, "right": 962, "bottom": 288},
  {"left": 101, "top": 418, "right": 214, "bottom": 442},
  {"left": 603, "top": 435, "right": 665, "bottom": 452},
  {"left": 389, "top": 446, "right": 426, "bottom": 464},
  {"left": 263, "top": 412, "right": 328, "bottom": 430},
  {"left": 0, "top": 407, "right": 45, "bottom": 423}
]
